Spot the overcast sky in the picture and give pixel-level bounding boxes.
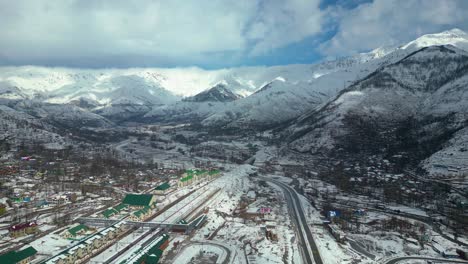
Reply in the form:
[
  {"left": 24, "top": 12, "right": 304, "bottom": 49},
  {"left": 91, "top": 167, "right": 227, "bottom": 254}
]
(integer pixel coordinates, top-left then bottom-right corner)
[{"left": 1, "top": 0, "right": 467, "bottom": 69}]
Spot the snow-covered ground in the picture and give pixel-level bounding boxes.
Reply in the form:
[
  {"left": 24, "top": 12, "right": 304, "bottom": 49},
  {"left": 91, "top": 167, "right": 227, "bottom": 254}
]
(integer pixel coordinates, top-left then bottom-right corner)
[
  {"left": 186, "top": 165, "right": 305, "bottom": 264},
  {"left": 171, "top": 242, "right": 228, "bottom": 264},
  {"left": 30, "top": 233, "right": 74, "bottom": 256}
]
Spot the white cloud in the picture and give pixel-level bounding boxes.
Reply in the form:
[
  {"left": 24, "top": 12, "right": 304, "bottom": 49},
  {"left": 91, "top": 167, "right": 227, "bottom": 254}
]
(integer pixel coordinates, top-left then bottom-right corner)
[
  {"left": 245, "top": 0, "right": 323, "bottom": 56},
  {"left": 320, "top": 0, "right": 468, "bottom": 57},
  {"left": 0, "top": 0, "right": 323, "bottom": 67},
  {"left": 3, "top": 0, "right": 466, "bottom": 67}
]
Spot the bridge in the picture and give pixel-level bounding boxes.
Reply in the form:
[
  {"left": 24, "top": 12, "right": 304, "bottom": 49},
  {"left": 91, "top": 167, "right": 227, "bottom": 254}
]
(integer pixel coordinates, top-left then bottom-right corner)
[{"left": 77, "top": 214, "right": 207, "bottom": 233}]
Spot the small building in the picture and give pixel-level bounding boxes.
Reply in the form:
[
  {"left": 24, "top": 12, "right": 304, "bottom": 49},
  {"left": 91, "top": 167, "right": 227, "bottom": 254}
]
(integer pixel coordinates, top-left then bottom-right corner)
[
  {"left": 101, "top": 203, "right": 129, "bottom": 218},
  {"left": 178, "top": 174, "right": 193, "bottom": 188},
  {"left": 62, "top": 224, "right": 89, "bottom": 239},
  {"left": 0, "top": 246, "right": 37, "bottom": 264},
  {"left": 113, "top": 203, "right": 128, "bottom": 213},
  {"left": 101, "top": 208, "right": 118, "bottom": 219},
  {"left": 207, "top": 169, "right": 221, "bottom": 180},
  {"left": 154, "top": 182, "right": 171, "bottom": 195},
  {"left": 130, "top": 206, "right": 151, "bottom": 221},
  {"left": 122, "top": 194, "right": 157, "bottom": 209},
  {"left": 9, "top": 221, "right": 38, "bottom": 238}
]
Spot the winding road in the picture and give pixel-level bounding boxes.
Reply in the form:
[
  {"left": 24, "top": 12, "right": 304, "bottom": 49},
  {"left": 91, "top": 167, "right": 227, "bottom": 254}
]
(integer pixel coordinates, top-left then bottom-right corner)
[{"left": 260, "top": 177, "right": 323, "bottom": 264}]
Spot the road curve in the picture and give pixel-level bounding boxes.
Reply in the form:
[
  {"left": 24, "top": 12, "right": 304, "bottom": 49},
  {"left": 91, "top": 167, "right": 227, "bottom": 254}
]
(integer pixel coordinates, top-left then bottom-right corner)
[
  {"left": 169, "top": 241, "right": 231, "bottom": 264},
  {"left": 384, "top": 256, "right": 468, "bottom": 264},
  {"left": 261, "top": 177, "right": 323, "bottom": 264}
]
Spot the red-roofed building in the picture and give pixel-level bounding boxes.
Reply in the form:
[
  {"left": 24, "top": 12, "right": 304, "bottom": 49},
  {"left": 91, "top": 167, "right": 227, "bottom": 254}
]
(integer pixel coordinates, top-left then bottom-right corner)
[{"left": 9, "top": 221, "right": 39, "bottom": 238}]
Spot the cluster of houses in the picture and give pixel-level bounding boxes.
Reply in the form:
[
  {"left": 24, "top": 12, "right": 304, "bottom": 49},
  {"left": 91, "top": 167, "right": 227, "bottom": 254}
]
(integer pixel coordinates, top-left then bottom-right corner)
[
  {"left": 3, "top": 167, "right": 219, "bottom": 263},
  {"left": 177, "top": 169, "right": 220, "bottom": 188},
  {"left": 1, "top": 191, "right": 77, "bottom": 219},
  {"left": 46, "top": 220, "right": 127, "bottom": 264},
  {"left": 129, "top": 206, "right": 152, "bottom": 221},
  {"left": 101, "top": 203, "right": 129, "bottom": 219},
  {"left": 99, "top": 171, "right": 219, "bottom": 222},
  {"left": 101, "top": 193, "right": 157, "bottom": 221},
  {"left": 0, "top": 246, "right": 37, "bottom": 264},
  {"left": 48, "top": 193, "right": 165, "bottom": 263}
]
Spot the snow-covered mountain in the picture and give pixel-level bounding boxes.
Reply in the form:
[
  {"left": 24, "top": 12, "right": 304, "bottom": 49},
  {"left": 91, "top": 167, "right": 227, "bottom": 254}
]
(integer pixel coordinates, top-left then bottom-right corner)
[
  {"left": 286, "top": 44, "right": 468, "bottom": 175},
  {"left": 0, "top": 104, "right": 70, "bottom": 150},
  {"left": 0, "top": 30, "right": 423, "bottom": 106},
  {"left": 177, "top": 29, "right": 468, "bottom": 128},
  {"left": 184, "top": 83, "right": 241, "bottom": 102},
  {"left": 0, "top": 28, "right": 467, "bottom": 131},
  {"left": 401, "top": 28, "right": 468, "bottom": 51},
  {"left": 200, "top": 73, "right": 356, "bottom": 128}
]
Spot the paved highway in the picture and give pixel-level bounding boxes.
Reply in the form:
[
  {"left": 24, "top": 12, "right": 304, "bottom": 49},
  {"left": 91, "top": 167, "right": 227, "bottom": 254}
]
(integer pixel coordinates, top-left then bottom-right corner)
[{"left": 261, "top": 177, "right": 323, "bottom": 264}]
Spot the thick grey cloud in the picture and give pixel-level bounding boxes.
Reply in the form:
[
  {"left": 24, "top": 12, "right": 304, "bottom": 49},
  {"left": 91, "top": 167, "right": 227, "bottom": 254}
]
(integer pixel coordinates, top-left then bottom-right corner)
[
  {"left": 0, "top": 0, "right": 323, "bottom": 67},
  {"left": 2, "top": 0, "right": 467, "bottom": 67},
  {"left": 320, "top": 0, "right": 468, "bottom": 57}
]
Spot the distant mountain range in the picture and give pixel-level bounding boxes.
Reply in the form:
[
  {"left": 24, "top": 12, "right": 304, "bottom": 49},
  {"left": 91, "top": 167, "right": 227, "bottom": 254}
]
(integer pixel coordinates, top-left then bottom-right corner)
[{"left": 1, "top": 28, "right": 468, "bottom": 174}]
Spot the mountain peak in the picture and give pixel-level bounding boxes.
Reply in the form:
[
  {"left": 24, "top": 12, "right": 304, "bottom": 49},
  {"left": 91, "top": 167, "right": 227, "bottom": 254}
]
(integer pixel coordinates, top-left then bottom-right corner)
[
  {"left": 184, "top": 83, "right": 240, "bottom": 102},
  {"left": 445, "top": 28, "right": 468, "bottom": 36},
  {"left": 402, "top": 28, "right": 468, "bottom": 50}
]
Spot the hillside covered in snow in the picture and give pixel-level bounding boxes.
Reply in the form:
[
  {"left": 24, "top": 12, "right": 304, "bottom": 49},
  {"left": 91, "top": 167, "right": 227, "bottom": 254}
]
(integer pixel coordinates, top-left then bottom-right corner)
[
  {"left": 286, "top": 44, "right": 468, "bottom": 175},
  {"left": 1, "top": 28, "right": 468, "bottom": 175}
]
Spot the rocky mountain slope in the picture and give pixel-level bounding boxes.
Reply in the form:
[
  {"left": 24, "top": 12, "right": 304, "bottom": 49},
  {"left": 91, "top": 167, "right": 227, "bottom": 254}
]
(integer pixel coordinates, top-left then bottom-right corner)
[{"left": 286, "top": 44, "right": 468, "bottom": 175}]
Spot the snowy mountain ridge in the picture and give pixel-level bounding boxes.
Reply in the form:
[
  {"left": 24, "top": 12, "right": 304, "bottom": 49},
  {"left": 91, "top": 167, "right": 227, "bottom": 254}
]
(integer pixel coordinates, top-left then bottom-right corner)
[
  {"left": 0, "top": 28, "right": 467, "bottom": 127},
  {"left": 0, "top": 28, "right": 466, "bottom": 105},
  {"left": 286, "top": 44, "right": 468, "bottom": 175}
]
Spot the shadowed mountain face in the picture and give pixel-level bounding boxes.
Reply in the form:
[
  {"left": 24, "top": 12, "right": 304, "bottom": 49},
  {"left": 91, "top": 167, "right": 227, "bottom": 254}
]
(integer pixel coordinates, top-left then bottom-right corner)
[{"left": 286, "top": 45, "right": 468, "bottom": 173}]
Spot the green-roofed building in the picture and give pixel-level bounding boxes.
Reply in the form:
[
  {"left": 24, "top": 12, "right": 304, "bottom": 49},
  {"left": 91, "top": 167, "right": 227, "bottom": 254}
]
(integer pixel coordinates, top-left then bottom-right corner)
[
  {"left": 143, "top": 253, "right": 161, "bottom": 264},
  {"left": 206, "top": 169, "right": 221, "bottom": 180},
  {"left": 121, "top": 234, "right": 169, "bottom": 264},
  {"left": 178, "top": 174, "right": 194, "bottom": 187},
  {"left": 102, "top": 208, "right": 118, "bottom": 219},
  {"left": 154, "top": 182, "right": 171, "bottom": 195},
  {"left": 0, "top": 246, "right": 37, "bottom": 264},
  {"left": 130, "top": 206, "right": 151, "bottom": 221},
  {"left": 123, "top": 194, "right": 157, "bottom": 209},
  {"left": 63, "top": 224, "right": 89, "bottom": 238},
  {"left": 180, "top": 175, "right": 193, "bottom": 182},
  {"left": 178, "top": 168, "right": 221, "bottom": 188},
  {"left": 114, "top": 203, "right": 129, "bottom": 212}
]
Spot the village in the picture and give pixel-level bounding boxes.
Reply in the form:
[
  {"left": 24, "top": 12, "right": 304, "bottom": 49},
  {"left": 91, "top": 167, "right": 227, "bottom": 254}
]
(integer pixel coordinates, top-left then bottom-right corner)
[
  {"left": 0, "top": 126, "right": 466, "bottom": 264},
  {"left": 0, "top": 146, "right": 215, "bottom": 262},
  {"left": 0, "top": 145, "right": 307, "bottom": 264}
]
